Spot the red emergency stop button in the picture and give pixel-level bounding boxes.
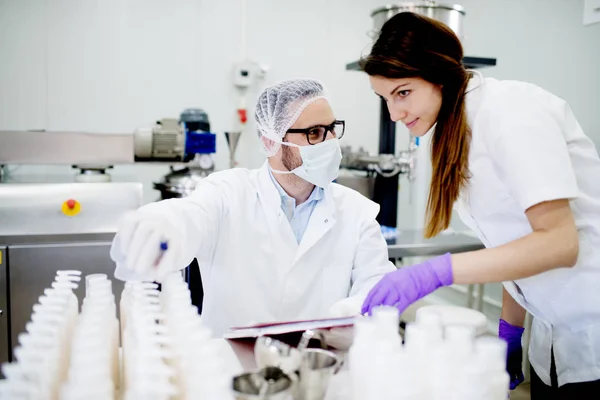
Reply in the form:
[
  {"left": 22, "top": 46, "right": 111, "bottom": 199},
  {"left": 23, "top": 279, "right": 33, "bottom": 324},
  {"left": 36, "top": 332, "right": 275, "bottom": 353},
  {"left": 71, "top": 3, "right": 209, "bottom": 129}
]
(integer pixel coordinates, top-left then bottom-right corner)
[{"left": 62, "top": 199, "right": 81, "bottom": 216}]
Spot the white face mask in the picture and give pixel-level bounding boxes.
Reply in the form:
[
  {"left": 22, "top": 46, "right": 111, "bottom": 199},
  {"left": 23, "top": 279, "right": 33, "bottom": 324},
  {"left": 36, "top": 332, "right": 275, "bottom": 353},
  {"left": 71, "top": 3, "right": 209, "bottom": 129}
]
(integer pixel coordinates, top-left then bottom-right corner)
[{"left": 271, "top": 138, "right": 342, "bottom": 188}]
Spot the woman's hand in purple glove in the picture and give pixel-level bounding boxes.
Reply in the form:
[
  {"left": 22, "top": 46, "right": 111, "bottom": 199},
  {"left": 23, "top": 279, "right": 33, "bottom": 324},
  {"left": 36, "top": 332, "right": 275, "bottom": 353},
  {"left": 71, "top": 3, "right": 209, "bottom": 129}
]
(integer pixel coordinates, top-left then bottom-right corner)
[
  {"left": 361, "top": 253, "right": 454, "bottom": 315},
  {"left": 499, "top": 319, "right": 525, "bottom": 390}
]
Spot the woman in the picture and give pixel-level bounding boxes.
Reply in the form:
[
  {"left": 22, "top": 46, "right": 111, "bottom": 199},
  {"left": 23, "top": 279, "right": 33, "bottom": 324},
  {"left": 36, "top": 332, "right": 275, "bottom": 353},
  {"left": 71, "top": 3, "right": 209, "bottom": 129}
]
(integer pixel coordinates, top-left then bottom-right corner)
[{"left": 359, "top": 12, "right": 600, "bottom": 398}]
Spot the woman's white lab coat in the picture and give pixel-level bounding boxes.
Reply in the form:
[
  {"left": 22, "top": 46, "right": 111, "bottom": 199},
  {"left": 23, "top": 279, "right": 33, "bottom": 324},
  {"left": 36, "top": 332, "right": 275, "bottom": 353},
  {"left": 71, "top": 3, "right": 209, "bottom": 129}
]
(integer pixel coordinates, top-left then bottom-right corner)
[
  {"left": 455, "top": 72, "right": 600, "bottom": 386},
  {"left": 112, "top": 163, "right": 396, "bottom": 336}
]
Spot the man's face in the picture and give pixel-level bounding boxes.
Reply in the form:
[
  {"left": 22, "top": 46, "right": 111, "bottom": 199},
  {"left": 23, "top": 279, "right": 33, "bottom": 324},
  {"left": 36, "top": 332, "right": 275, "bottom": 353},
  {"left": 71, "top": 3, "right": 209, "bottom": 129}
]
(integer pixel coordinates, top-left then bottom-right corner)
[{"left": 281, "top": 98, "right": 336, "bottom": 171}]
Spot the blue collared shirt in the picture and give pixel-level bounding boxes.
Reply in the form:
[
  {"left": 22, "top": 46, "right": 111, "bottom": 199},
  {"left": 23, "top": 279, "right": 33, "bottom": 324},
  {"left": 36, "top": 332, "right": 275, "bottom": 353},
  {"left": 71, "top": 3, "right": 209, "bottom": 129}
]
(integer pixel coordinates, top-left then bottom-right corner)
[{"left": 268, "top": 169, "right": 324, "bottom": 243}]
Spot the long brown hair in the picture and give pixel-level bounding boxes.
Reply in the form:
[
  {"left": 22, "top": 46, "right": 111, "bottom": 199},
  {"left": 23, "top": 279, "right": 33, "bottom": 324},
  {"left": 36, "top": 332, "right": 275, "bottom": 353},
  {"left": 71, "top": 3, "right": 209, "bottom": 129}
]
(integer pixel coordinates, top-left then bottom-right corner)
[{"left": 360, "top": 12, "right": 472, "bottom": 238}]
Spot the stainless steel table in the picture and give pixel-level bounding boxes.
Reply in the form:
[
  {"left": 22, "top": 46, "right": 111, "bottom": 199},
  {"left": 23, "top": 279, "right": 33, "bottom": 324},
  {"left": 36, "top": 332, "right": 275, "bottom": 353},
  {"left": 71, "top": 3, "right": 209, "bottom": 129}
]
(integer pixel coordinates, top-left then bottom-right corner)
[
  {"left": 386, "top": 229, "right": 487, "bottom": 312},
  {"left": 386, "top": 229, "right": 485, "bottom": 259}
]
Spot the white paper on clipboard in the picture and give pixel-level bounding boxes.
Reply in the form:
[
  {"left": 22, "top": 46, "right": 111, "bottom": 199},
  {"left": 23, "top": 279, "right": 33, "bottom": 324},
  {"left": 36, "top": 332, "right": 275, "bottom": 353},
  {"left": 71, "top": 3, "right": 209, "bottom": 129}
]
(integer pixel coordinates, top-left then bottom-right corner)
[{"left": 223, "top": 316, "right": 356, "bottom": 340}]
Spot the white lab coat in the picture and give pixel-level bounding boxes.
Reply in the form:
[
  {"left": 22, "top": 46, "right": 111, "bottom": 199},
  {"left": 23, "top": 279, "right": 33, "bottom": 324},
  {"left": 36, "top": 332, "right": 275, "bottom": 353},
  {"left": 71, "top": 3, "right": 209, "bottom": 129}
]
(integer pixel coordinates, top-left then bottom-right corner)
[
  {"left": 455, "top": 72, "right": 600, "bottom": 386},
  {"left": 113, "top": 162, "right": 396, "bottom": 336}
]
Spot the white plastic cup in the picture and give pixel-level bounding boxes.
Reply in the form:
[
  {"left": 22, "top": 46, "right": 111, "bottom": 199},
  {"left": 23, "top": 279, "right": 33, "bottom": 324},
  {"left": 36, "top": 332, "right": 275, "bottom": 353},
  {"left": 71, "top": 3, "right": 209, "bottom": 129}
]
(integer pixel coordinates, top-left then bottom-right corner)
[
  {"left": 372, "top": 306, "right": 400, "bottom": 335},
  {"left": 85, "top": 273, "right": 108, "bottom": 291},
  {"left": 415, "top": 307, "right": 443, "bottom": 327}
]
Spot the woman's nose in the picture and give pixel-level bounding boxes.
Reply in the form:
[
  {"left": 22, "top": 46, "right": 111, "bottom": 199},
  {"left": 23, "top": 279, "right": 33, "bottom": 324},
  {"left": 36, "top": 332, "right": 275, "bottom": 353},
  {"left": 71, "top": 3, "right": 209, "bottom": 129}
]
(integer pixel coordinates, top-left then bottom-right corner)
[{"left": 388, "top": 104, "right": 407, "bottom": 122}]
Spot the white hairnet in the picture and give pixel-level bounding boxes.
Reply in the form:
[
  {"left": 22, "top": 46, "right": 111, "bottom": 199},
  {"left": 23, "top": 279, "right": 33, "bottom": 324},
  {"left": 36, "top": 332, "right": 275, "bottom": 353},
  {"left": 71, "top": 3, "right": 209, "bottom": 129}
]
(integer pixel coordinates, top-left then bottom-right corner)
[{"left": 254, "top": 78, "right": 327, "bottom": 156}]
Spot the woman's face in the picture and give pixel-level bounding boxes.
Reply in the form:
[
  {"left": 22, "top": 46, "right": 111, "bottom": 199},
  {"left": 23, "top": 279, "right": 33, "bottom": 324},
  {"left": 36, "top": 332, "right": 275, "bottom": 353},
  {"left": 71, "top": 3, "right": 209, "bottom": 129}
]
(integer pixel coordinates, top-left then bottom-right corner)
[{"left": 369, "top": 75, "right": 443, "bottom": 137}]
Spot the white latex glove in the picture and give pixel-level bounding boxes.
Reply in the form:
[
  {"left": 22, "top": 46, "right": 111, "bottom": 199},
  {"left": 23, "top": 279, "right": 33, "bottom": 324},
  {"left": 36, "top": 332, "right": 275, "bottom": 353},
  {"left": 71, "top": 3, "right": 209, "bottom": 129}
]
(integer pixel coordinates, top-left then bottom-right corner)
[
  {"left": 328, "top": 297, "right": 363, "bottom": 318},
  {"left": 320, "top": 327, "right": 354, "bottom": 351},
  {"left": 322, "top": 297, "right": 362, "bottom": 350},
  {"left": 111, "top": 210, "right": 183, "bottom": 282}
]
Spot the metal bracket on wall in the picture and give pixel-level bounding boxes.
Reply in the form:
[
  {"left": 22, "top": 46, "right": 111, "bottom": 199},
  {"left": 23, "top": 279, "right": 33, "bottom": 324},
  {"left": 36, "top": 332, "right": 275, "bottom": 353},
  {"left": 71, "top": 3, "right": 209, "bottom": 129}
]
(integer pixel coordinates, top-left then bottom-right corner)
[{"left": 345, "top": 56, "right": 497, "bottom": 71}]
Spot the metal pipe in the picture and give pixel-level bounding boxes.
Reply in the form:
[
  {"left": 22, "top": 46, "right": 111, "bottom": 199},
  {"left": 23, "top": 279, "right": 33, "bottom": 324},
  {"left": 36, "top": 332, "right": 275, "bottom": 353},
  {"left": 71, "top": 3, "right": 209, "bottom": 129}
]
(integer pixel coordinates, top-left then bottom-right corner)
[
  {"left": 240, "top": 0, "right": 247, "bottom": 60},
  {"left": 466, "top": 284, "right": 475, "bottom": 309},
  {"left": 475, "top": 284, "right": 485, "bottom": 312}
]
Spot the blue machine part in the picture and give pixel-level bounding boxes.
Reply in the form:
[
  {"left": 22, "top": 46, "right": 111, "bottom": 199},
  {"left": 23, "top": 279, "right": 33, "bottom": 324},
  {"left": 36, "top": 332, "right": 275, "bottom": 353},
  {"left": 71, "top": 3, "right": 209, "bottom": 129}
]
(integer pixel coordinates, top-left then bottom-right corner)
[
  {"left": 184, "top": 128, "right": 216, "bottom": 155},
  {"left": 180, "top": 108, "right": 216, "bottom": 157}
]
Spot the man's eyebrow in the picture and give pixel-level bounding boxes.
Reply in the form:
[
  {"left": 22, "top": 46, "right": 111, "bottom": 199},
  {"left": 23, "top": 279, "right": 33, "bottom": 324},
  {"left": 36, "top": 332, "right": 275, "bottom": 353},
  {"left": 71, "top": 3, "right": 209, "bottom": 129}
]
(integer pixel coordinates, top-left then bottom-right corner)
[{"left": 294, "top": 119, "right": 336, "bottom": 130}]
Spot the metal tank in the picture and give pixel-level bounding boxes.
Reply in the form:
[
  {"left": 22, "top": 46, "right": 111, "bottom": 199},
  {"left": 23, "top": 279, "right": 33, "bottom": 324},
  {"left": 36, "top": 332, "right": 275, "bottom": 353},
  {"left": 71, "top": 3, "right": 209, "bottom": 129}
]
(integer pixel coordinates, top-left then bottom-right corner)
[{"left": 370, "top": 1, "right": 466, "bottom": 40}]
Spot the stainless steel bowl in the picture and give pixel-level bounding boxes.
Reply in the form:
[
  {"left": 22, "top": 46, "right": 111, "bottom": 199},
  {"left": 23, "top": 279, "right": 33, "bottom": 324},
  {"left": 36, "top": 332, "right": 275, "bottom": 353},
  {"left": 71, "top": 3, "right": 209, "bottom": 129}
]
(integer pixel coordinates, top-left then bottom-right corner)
[
  {"left": 232, "top": 366, "right": 294, "bottom": 400},
  {"left": 254, "top": 336, "right": 303, "bottom": 374}
]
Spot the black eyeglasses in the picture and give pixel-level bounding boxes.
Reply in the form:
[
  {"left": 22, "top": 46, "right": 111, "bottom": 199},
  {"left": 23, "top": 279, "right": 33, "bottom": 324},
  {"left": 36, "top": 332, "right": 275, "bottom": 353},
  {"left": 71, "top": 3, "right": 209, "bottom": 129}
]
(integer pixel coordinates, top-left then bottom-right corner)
[{"left": 286, "top": 120, "right": 345, "bottom": 145}]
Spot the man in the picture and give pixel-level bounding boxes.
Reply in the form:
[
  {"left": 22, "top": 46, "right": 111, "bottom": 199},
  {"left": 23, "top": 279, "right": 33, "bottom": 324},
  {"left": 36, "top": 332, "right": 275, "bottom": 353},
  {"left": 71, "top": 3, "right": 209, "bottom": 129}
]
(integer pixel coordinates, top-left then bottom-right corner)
[{"left": 110, "top": 78, "right": 395, "bottom": 336}]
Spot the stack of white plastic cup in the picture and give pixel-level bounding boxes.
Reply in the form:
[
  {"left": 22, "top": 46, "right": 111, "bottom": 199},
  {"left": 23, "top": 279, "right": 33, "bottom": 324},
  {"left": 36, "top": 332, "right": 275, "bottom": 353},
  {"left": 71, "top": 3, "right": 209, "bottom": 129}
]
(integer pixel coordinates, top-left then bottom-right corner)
[
  {"left": 371, "top": 306, "right": 405, "bottom": 399},
  {"left": 405, "top": 309, "right": 444, "bottom": 399},
  {"left": 349, "top": 316, "right": 377, "bottom": 400},
  {"left": 61, "top": 273, "right": 118, "bottom": 400},
  {"left": 430, "top": 324, "right": 476, "bottom": 400},
  {"left": 349, "top": 306, "right": 411, "bottom": 400},
  {"left": 451, "top": 336, "right": 509, "bottom": 400},
  {"left": 160, "top": 272, "right": 232, "bottom": 400},
  {"left": 474, "top": 337, "right": 510, "bottom": 400},
  {"left": 120, "top": 281, "right": 177, "bottom": 400},
  {"left": 0, "top": 270, "right": 81, "bottom": 400}
]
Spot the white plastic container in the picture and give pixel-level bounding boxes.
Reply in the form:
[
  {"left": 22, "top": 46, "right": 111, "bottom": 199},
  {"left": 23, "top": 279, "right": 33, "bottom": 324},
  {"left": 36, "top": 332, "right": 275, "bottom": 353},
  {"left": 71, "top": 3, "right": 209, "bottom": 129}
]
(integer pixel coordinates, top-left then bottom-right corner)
[
  {"left": 474, "top": 337, "right": 510, "bottom": 400},
  {"left": 349, "top": 317, "right": 379, "bottom": 400},
  {"left": 415, "top": 304, "right": 488, "bottom": 336}
]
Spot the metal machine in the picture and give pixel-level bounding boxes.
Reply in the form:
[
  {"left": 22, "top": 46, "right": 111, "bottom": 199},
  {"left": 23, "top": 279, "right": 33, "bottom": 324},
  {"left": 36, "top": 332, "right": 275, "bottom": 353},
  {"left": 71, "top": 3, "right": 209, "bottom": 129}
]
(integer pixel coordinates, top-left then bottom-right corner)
[
  {"left": 134, "top": 109, "right": 215, "bottom": 165},
  {"left": 133, "top": 109, "right": 224, "bottom": 199},
  {"left": 337, "top": 139, "right": 417, "bottom": 209},
  {"left": 0, "top": 182, "right": 142, "bottom": 367},
  {"left": 0, "top": 107, "right": 230, "bottom": 365},
  {"left": 0, "top": 107, "right": 237, "bottom": 196}
]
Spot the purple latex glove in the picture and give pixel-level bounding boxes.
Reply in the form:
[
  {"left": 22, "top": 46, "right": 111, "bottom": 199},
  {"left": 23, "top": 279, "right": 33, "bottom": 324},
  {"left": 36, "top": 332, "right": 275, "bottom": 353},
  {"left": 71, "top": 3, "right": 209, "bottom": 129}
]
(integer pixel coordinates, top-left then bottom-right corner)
[
  {"left": 361, "top": 253, "right": 454, "bottom": 315},
  {"left": 499, "top": 319, "right": 525, "bottom": 390}
]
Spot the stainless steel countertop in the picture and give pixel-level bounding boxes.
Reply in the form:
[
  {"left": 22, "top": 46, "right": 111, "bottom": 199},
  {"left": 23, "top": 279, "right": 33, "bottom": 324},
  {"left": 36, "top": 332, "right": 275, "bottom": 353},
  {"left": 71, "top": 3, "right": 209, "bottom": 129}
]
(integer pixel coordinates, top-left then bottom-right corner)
[
  {"left": 386, "top": 230, "right": 484, "bottom": 258},
  {"left": 0, "top": 230, "right": 483, "bottom": 257},
  {"left": 0, "top": 232, "right": 116, "bottom": 246}
]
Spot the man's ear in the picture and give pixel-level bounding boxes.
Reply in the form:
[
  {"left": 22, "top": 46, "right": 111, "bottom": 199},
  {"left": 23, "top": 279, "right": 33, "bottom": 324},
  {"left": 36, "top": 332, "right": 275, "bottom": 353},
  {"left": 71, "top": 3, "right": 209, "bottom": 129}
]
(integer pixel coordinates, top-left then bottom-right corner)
[{"left": 261, "top": 136, "right": 280, "bottom": 155}]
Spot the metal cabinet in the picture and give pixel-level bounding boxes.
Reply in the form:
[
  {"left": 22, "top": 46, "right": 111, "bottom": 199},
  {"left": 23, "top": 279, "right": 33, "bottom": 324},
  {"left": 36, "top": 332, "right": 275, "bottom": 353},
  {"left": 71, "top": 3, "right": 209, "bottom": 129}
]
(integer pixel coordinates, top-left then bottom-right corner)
[{"left": 5, "top": 234, "right": 125, "bottom": 361}]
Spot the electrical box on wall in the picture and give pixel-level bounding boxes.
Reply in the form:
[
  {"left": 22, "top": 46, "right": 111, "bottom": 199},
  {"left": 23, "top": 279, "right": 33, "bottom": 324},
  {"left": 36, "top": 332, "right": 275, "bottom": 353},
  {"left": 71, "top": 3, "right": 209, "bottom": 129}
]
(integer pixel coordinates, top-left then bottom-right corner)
[
  {"left": 232, "top": 60, "right": 268, "bottom": 89},
  {"left": 233, "top": 60, "right": 253, "bottom": 88}
]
